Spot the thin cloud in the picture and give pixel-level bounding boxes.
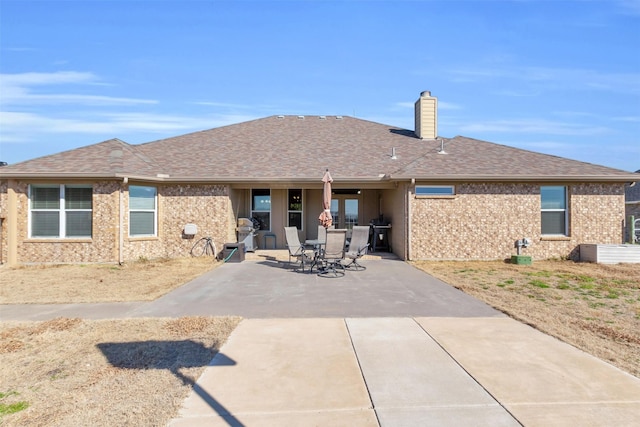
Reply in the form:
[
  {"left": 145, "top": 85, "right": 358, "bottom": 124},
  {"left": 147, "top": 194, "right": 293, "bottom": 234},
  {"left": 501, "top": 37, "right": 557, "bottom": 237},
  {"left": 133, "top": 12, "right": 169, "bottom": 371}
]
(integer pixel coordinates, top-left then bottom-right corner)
[
  {"left": 613, "top": 116, "right": 640, "bottom": 123},
  {"left": 0, "top": 111, "right": 257, "bottom": 143},
  {"left": 6, "top": 93, "right": 157, "bottom": 106},
  {"left": 0, "top": 71, "right": 157, "bottom": 107},
  {"left": 2, "top": 71, "right": 96, "bottom": 86},
  {"left": 459, "top": 119, "right": 610, "bottom": 136},
  {"left": 617, "top": 0, "right": 640, "bottom": 16},
  {"left": 447, "top": 66, "right": 640, "bottom": 95}
]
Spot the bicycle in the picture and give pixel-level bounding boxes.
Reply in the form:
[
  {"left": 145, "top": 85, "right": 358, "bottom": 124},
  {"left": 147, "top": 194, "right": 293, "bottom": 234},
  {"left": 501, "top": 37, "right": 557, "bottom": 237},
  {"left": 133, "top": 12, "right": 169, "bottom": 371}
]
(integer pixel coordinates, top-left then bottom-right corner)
[{"left": 190, "top": 236, "right": 217, "bottom": 257}]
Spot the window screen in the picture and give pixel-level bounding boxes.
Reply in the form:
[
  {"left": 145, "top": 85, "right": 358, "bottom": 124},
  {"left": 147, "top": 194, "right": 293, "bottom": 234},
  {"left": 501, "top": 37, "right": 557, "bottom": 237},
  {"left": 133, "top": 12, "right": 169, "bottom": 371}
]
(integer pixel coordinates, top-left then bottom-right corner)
[{"left": 129, "top": 185, "right": 157, "bottom": 236}]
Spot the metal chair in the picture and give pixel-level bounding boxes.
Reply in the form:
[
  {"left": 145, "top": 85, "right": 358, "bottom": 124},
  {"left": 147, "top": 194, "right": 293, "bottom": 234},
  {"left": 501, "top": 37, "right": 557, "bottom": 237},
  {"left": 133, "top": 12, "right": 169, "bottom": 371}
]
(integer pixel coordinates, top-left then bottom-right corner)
[
  {"left": 317, "top": 225, "right": 327, "bottom": 245},
  {"left": 317, "top": 229, "right": 347, "bottom": 278},
  {"left": 284, "top": 227, "right": 314, "bottom": 272},
  {"left": 343, "top": 225, "right": 370, "bottom": 270}
]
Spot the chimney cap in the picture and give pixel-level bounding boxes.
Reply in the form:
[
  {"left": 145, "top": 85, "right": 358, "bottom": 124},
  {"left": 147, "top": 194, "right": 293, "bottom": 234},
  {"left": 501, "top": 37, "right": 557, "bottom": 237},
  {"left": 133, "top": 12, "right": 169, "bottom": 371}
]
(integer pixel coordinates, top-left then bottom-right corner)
[{"left": 420, "top": 90, "right": 432, "bottom": 97}]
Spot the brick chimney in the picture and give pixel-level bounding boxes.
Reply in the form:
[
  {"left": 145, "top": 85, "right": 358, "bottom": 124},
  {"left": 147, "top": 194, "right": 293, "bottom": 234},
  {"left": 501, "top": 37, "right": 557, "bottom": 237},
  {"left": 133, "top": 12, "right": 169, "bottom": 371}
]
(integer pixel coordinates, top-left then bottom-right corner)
[{"left": 414, "top": 91, "right": 437, "bottom": 139}]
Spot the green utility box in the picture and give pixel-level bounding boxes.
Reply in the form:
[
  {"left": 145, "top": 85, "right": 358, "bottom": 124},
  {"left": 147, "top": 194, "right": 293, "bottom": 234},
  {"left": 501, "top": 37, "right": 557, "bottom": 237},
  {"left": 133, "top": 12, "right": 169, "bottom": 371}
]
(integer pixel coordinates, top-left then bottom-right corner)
[{"left": 511, "top": 255, "right": 532, "bottom": 265}]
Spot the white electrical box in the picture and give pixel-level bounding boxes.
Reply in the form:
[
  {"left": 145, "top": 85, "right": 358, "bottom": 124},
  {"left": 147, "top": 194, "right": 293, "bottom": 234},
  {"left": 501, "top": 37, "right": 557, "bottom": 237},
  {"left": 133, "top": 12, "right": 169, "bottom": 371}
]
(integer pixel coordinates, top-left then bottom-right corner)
[{"left": 184, "top": 223, "right": 197, "bottom": 236}]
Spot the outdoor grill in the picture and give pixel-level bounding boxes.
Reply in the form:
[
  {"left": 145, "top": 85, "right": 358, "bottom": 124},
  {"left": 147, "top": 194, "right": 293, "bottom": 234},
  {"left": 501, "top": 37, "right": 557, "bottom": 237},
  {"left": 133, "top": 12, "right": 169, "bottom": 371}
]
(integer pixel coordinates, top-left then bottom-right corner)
[
  {"left": 236, "top": 218, "right": 259, "bottom": 252},
  {"left": 369, "top": 217, "right": 391, "bottom": 252}
]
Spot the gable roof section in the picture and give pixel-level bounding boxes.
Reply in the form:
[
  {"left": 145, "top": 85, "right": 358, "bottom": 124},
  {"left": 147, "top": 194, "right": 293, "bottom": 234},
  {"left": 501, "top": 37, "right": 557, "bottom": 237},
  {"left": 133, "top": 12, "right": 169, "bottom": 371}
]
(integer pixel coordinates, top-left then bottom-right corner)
[
  {"left": 1, "top": 116, "right": 637, "bottom": 183},
  {"left": 136, "top": 116, "right": 426, "bottom": 181},
  {"left": 391, "top": 136, "right": 635, "bottom": 181},
  {"left": 0, "top": 139, "right": 160, "bottom": 179}
]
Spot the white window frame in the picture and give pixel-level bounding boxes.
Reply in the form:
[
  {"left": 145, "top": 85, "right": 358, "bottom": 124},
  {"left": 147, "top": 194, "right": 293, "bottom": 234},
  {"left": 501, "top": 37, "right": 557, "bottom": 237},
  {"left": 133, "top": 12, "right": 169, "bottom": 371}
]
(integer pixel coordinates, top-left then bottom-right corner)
[
  {"left": 129, "top": 185, "right": 158, "bottom": 237},
  {"left": 287, "top": 189, "right": 303, "bottom": 230},
  {"left": 28, "top": 184, "right": 93, "bottom": 238},
  {"left": 541, "top": 185, "right": 568, "bottom": 236},
  {"left": 415, "top": 185, "right": 455, "bottom": 197}
]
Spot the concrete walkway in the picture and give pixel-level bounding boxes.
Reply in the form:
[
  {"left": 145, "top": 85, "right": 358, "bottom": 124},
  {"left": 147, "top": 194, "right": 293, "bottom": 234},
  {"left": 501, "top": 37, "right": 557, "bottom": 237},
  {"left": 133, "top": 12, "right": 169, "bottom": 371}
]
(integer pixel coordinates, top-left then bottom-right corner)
[
  {"left": 168, "top": 317, "right": 640, "bottom": 427},
  {"left": 3, "top": 257, "right": 640, "bottom": 425}
]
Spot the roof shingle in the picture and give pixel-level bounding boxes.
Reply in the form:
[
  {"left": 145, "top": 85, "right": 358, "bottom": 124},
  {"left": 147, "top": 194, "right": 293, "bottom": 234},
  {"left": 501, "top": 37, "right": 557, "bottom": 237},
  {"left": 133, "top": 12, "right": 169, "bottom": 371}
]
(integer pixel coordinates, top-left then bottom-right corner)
[{"left": 1, "top": 116, "right": 637, "bottom": 183}]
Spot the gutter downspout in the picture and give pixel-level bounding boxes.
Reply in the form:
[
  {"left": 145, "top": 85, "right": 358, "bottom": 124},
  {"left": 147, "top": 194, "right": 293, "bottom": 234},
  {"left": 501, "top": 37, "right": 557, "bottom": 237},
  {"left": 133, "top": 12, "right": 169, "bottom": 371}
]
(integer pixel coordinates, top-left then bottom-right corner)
[
  {"left": 119, "top": 177, "right": 128, "bottom": 265},
  {"left": 407, "top": 178, "right": 414, "bottom": 261},
  {"left": 7, "top": 180, "right": 17, "bottom": 266}
]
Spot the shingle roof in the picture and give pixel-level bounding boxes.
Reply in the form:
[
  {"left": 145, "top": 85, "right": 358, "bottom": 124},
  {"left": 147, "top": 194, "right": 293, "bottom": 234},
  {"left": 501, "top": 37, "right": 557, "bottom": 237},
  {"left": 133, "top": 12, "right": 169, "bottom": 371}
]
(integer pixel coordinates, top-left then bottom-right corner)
[
  {"left": 0, "top": 138, "right": 160, "bottom": 178},
  {"left": 1, "top": 116, "right": 637, "bottom": 183}
]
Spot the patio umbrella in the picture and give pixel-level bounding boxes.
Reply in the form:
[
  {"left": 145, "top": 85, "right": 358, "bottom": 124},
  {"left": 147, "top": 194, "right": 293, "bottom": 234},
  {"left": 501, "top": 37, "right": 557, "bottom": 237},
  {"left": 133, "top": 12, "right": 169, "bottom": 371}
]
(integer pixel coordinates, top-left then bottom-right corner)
[{"left": 318, "top": 169, "right": 333, "bottom": 228}]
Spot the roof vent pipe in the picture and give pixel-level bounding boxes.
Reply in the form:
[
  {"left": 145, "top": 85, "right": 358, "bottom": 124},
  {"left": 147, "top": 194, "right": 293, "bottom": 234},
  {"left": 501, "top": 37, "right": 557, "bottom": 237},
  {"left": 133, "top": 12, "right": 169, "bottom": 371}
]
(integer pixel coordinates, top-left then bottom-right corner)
[
  {"left": 437, "top": 138, "right": 447, "bottom": 155},
  {"left": 391, "top": 147, "right": 397, "bottom": 160}
]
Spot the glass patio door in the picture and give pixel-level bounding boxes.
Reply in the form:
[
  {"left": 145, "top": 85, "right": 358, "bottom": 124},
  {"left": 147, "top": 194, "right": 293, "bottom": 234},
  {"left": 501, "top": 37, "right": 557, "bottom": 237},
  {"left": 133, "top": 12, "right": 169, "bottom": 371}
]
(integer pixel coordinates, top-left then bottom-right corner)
[{"left": 330, "top": 196, "right": 359, "bottom": 230}]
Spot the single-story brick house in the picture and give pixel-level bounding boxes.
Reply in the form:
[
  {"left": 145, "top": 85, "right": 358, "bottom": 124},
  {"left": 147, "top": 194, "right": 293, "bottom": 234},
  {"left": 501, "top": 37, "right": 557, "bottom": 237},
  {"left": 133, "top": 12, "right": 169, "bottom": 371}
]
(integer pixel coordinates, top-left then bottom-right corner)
[{"left": 1, "top": 91, "right": 638, "bottom": 265}]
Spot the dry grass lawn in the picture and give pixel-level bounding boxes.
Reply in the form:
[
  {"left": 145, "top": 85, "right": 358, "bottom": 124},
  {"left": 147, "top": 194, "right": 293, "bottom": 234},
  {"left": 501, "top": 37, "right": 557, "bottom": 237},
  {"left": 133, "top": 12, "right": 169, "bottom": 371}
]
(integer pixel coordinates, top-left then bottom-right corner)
[
  {"left": 0, "top": 316, "right": 241, "bottom": 426},
  {"left": 1, "top": 256, "right": 639, "bottom": 425},
  {"left": 0, "top": 257, "right": 219, "bottom": 304},
  {"left": 413, "top": 260, "right": 640, "bottom": 378},
  {"left": 1, "top": 257, "right": 238, "bottom": 426}
]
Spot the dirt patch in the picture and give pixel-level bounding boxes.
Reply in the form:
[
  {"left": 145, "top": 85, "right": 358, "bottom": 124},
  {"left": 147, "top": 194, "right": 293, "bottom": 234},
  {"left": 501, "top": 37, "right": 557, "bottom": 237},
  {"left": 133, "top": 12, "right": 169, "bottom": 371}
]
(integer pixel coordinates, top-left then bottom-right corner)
[
  {"left": 0, "top": 257, "right": 219, "bottom": 304},
  {"left": 0, "top": 316, "right": 241, "bottom": 426},
  {"left": 412, "top": 260, "right": 640, "bottom": 378}
]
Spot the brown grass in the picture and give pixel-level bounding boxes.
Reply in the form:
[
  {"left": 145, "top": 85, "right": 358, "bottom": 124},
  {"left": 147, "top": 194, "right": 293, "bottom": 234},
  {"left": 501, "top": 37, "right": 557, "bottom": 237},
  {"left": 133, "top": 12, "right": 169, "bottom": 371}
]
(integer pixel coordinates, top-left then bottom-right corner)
[
  {"left": 0, "top": 316, "right": 241, "bottom": 426},
  {"left": 0, "top": 256, "right": 237, "bottom": 426},
  {"left": 412, "top": 260, "right": 640, "bottom": 378},
  {"left": 0, "top": 257, "right": 219, "bottom": 304}
]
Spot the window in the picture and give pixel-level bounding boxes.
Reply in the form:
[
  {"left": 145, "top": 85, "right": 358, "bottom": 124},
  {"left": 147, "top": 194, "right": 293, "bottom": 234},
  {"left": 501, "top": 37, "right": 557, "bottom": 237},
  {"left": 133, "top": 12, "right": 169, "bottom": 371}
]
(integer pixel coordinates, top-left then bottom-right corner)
[
  {"left": 288, "top": 189, "right": 303, "bottom": 230},
  {"left": 415, "top": 185, "right": 455, "bottom": 197},
  {"left": 541, "top": 186, "right": 567, "bottom": 235},
  {"left": 30, "top": 184, "right": 92, "bottom": 238},
  {"left": 251, "top": 189, "right": 271, "bottom": 230},
  {"left": 129, "top": 185, "right": 157, "bottom": 237}
]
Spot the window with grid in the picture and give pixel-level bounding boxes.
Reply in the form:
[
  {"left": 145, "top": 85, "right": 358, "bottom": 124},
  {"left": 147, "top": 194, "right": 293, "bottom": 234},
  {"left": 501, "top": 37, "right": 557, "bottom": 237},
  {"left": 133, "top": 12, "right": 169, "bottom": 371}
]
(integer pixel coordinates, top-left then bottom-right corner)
[
  {"left": 129, "top": 185, "right": 157, "bottom": 237},
  {"left": 541, "top": 186, "right": 568, "bottom": 236},
  {"left": 287, "top": 189, "right": 303, "bottom": 230},
  {"left": 30, "top": 184, "right": 92, "bottom": 238}
]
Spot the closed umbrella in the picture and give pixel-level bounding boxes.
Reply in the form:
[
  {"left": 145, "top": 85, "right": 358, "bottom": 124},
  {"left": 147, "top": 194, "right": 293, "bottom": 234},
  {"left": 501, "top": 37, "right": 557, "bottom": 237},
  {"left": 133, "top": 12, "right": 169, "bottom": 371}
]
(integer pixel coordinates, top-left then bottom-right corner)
[{"left": 318, "top": 169, "right": 333, "bottom": 228}]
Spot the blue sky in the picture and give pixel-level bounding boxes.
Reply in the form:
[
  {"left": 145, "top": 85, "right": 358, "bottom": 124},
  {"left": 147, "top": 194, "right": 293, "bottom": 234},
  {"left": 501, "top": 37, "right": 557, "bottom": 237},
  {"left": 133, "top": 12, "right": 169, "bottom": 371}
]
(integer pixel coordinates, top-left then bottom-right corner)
[{"left": 1, "top": 0, "right": 639, "bottom": 172}]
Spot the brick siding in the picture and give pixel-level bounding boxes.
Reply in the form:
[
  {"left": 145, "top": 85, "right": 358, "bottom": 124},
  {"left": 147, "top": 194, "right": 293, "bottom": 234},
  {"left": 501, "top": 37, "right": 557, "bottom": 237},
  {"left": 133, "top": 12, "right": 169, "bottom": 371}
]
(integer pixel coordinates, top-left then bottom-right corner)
[
  {"left": 1, "top": 180, "right": 626, "bottom": 264},
  {"left": 409, "top": 183, "right": 625, "bottom": 261},
  {"left": 3, "top": 181, "right": 231, "bottom": 264}
]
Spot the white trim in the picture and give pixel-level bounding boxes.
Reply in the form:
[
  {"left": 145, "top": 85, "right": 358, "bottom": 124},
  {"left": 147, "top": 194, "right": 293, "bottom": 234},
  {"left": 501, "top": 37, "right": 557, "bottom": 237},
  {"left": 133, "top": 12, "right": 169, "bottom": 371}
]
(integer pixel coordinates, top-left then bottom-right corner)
[
  {"left": 128, "top": 185, "right": 158, "bottom": 237},
  {"left": 541, "top": 185, "right": 568, "bottom": 236},
  {"left": 28, "top": 184, "right": 92, "bottom": 239}
]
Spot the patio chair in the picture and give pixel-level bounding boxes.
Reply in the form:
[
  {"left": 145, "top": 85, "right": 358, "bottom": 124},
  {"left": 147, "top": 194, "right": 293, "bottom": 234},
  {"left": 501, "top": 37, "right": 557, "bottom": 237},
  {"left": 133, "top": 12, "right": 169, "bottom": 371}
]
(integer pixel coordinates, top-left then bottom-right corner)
[
  {"left": 317, "top": 225, "right": 327, "bottom": 245},
  {"left": 284, "top": 227, "right": 314, "bottom": 272},
  {"left": 343, "top": 225, "right": 370, "bottom": 271},
  {"left": 317, "top": 229, "right": 347, "bottom": 278}
]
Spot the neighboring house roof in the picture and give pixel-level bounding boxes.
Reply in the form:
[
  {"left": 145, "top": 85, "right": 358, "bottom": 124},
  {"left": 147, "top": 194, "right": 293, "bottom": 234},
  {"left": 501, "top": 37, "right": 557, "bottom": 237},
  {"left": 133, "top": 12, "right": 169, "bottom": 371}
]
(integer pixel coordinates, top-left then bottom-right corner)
[
  {"left": 625, "top": 170, "right": 640, "bottom": 203},
  {"left": 1, "top": 116, "right": 638, "bottom": 183}
]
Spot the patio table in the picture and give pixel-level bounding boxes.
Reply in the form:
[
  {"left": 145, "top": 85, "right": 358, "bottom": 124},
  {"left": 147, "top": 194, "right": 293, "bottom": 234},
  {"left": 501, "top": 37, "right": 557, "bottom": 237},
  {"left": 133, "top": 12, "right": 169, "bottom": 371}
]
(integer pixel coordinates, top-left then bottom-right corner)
[{"left": 304, "top": 239, "right": 324, "bottom": 273}]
